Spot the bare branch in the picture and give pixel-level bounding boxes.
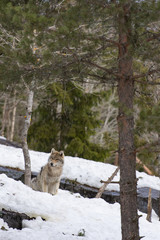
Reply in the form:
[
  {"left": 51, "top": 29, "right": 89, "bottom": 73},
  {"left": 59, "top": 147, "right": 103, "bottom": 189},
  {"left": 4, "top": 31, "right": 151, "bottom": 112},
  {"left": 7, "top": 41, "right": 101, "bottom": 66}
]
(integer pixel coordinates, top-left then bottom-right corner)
[
  {"left": 135, "top": 80, "right": 160, "bottom": 86},
  {"left": 87, "top": 36, "right": 119, "bottom": 47},
  {"left": 81, "top": 59, "right": 119, "bottom": 77},
  {"left": 95, "top": 166, "right": 119, "bottom": 198},
  {"left": 133, "top": 69, "right": 160, "bottom": 80},
  {"left": 146, "top": 188, "right": 152, "bottom": 222},
  {"left": 136, "top": 157, "right": 153, "bottom": 176},
  {"left": 136, "top": 140, "right": 160, "bottom": 153}
]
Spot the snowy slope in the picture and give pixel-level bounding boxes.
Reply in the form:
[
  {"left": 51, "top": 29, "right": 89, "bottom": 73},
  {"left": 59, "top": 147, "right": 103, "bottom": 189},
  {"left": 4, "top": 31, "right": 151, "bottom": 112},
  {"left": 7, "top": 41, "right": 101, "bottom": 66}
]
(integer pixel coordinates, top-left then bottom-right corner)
[
  {"left": 0, "top": 174, "right": 160, "bottom": 240},
  {"left": 0, "top": 144, "right": 160, "bottom": 191},
  {"left": 0, "top": 144, "right": 160, "bottom": 240}
]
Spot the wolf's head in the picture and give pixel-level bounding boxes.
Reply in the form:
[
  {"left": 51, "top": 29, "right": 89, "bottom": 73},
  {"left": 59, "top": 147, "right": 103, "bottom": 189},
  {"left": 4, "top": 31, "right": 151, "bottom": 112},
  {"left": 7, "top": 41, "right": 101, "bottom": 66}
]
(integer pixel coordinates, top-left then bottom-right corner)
[{"left": 48, "top": 148, "right": 64, "bottom": 168}]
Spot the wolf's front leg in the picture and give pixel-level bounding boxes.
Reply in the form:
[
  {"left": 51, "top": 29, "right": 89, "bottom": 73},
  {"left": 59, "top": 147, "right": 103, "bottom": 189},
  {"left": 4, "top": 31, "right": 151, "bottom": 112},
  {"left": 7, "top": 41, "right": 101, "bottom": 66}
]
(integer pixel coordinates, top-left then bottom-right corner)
[
  {"left": 49, "top": 181, "right": 60, "bottom": 195},
  {"left": 42, "top": 182, "right": 49, "bottom": 193}
]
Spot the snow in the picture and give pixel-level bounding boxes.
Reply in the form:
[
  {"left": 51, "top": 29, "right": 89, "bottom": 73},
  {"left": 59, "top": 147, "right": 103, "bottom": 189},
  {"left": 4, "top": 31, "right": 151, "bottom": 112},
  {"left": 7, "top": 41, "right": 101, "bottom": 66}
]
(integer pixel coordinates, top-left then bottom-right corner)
[
  {"left": 0, "top": 143, "right": 160, "bottom": 239},
  {"left": 0, "top": 136, "right": 6, "bottom": 140},
  {"left": 1, "top": 144, "right": 160, "bottom": 192}
]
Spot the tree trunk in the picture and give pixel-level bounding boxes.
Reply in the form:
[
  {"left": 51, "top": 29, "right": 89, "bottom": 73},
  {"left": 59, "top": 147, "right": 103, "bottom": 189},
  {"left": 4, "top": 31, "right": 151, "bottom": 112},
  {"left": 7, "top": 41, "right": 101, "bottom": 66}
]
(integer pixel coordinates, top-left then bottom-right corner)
[
  {"left": 21, "top": 86, "right": 34, "bottom": 187},
  {"left": 146, "top": 188, "right": 152, "bottom": 222},
  {"left": 1, "top": 94, "right": 8, "bottom": 137},
  {"left": 117, "top": 3, "right": 139, "bottom": 240},
  {"left": 7, "top": 109, "right": 12, "bottom": 140},
  {"left": 10, "top": 90, "right": 17, "bottom": 141}
]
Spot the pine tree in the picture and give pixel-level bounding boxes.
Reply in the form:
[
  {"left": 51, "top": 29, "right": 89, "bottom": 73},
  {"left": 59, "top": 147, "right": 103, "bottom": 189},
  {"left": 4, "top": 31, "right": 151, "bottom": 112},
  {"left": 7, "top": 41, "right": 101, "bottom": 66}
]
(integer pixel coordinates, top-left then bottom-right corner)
[
  {"left": 134, "top": 81, "right": 160, "bottom": 174},
  {"left": 44, "top": 1, "right": 160, "bottom": 239},
  {"left": 0, "top": 0, "right": 59, "bottom": 186},
  {"left": 1, "top": 1, "right": 160, "bottom": 239},
  {"left": 28, "top": 81, "right": 107, "bottom": 161}
]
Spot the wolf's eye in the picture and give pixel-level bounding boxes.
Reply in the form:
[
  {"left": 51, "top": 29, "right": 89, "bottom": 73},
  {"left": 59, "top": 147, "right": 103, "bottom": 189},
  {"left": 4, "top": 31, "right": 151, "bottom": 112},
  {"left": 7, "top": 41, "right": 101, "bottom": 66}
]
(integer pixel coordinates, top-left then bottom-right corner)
[{"left": 50, "top": 162, "right": 54, "bottom": 167}]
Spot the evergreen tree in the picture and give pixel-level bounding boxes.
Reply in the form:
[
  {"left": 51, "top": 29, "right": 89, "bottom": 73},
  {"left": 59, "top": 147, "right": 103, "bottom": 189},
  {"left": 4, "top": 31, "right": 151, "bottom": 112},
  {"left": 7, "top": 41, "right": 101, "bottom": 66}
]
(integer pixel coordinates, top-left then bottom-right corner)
[
  {"left": 134, "top": 81, "right": 160, "bottom": 174},
  {"left": 44, "top": 1, "right": 160, "bottom": 239},
  {"left": 28, "top": 81, "right": 107, "bottom": 161},
  {"left": 0, "top": 0, "right": 61, "bottom": 185},
  {"left": 1, "top": 1, "right": 160, "bottom": 238}
]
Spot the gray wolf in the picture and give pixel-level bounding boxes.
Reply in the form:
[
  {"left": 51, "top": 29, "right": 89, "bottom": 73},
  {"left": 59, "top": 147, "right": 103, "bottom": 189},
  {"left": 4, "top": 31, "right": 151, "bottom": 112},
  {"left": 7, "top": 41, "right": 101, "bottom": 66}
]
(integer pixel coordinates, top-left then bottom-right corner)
[{"left": 31, "top": 148, "right": 64, "bottom": 195}]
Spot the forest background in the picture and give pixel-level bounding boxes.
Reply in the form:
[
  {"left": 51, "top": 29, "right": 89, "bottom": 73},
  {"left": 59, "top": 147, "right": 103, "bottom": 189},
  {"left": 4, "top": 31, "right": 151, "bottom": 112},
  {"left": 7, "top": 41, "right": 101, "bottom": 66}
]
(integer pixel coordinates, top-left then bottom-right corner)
[{"left": 0, "top": 0, "right": 160, "bottom": 175}]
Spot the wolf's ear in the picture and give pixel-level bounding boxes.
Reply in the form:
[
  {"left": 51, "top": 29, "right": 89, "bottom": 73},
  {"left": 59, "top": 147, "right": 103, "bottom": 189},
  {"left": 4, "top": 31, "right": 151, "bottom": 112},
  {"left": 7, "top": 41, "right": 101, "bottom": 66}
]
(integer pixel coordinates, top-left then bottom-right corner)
[
  {"left": 51, "top": 148, "right": 56, "bottom": 154},
  {"left": 59, "top": 151, "right": 64, "bottom": 157}
]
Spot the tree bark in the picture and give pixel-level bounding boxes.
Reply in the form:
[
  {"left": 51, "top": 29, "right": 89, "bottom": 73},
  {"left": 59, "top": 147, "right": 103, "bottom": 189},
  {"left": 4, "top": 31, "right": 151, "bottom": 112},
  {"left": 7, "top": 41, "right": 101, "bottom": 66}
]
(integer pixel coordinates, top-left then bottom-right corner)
[
  {"left": 21, "top": 85, "right": 34, "bottom": 187},
  {"left": 117, "top": 3, "right": 139, "bottom": 240},
  {"left": 1, "top": 94, "right": 8, "bottom": 137},
  {"left": 10, "top": 90, "right": 17, "bottom": 141},
  {"left": 7, "top": 109, "right": 12, "bottom": 140}
]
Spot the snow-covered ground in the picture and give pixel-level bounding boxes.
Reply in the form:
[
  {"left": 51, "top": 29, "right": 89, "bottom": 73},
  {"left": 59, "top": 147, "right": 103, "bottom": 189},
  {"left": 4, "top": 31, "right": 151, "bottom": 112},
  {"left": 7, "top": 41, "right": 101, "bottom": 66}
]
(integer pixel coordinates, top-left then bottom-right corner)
[
  {"left": 0, "top": 143, "right": 160, "bottom": 240},
  {"left": 1, "top": 144, "right": 160, "bottom": 192}
]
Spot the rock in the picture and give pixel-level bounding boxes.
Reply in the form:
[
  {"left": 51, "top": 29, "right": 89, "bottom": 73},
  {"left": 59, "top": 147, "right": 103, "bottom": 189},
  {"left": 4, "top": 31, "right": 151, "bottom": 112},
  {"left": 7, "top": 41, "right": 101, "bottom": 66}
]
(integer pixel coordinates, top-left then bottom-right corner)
[
  {"left": 0, "top": 209, "right": 35, "bottom": 229},
  {"left": 0, "top": 166, "right": 24, "bottom": 181},
  {"left": 0, "top": 166, "right": 37, "bottom": 182}
]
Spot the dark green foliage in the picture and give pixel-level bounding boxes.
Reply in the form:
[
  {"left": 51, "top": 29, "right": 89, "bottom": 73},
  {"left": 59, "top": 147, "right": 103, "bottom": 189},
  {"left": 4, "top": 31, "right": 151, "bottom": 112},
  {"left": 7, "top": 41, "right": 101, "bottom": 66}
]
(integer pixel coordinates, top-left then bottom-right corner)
[
  {"left": 103, "top": 132, "right": 118, "bottom": 164},
  {"left": 77, "top": 229, "right": 85, "bottom": 237},
  {"left": 1, "top": 0, "right": 160, "bottom": 168},
  {"left": 0, "top": 0, "right": 56, "bottom": 87},
  {"left": 134, "top": 79, "right": 160, "bottom": 174},
  {"left": 28, "top": 82, "right": 107, "bottom": 161}
]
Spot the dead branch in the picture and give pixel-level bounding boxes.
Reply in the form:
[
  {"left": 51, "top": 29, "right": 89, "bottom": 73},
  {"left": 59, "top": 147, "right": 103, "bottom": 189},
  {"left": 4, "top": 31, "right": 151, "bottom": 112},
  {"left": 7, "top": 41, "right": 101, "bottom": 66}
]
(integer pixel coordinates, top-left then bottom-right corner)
[
  {"left": 135, "top": 79, "right": 160, "bottom": 86},
  {"left": 146, "top": 188, "right": 152, "bottom": 222},
  {"left": 87, "top": 36, "right": 120, "bottom": 47},
  {"left": 88, "top": 73, "right": 117, "bottom": 83},
  {"left": 113, "top": 151, "right": 153, "bottom": 175},
  {"left": 95, "top": 166, "right": 119, "bottom": 198},
  {"left": 136, "top": 140, "right": 160, "bottom": 153},
  {"left": 133, "top": 69, "right": 160, "bottom": 80},
  {"left": 81, "top": 59, "right": 119, "bottom": 77},
  {"left": 100, "top": 180, "right": 120, "bottom": 184},
  {"left": 114, "top": 152, "right": 119, "bottom": 166},
  {"left": 136, "top": 157, "right": 153, "bottom": 176}
]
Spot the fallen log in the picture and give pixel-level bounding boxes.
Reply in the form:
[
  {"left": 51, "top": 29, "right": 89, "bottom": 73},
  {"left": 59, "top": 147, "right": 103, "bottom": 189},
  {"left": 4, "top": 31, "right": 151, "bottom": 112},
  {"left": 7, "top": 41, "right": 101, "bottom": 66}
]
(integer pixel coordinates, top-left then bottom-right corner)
[
  {"left": 0, "top": 138, "right": 21, "bottom": 148},
  {"left": 0, "top": 208, "right": 35, "bottom": 229},
  {"left": 0, "top": 166, "right": 160, "bottom": 218}
]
